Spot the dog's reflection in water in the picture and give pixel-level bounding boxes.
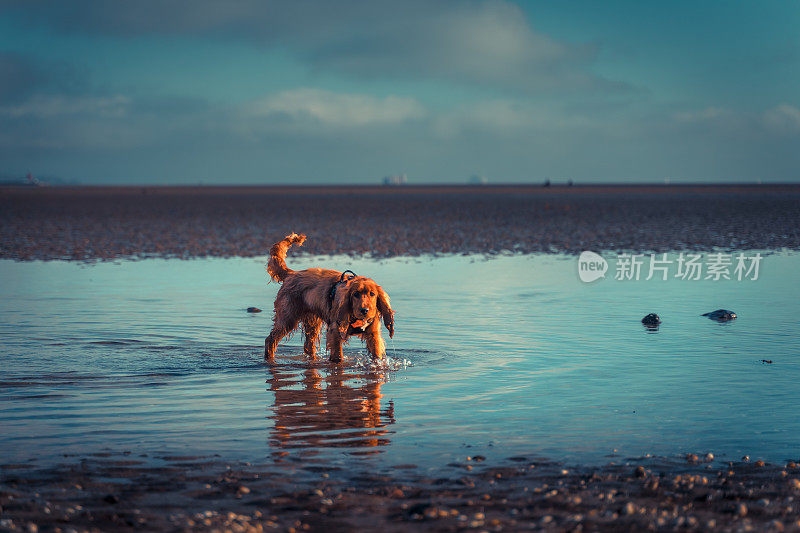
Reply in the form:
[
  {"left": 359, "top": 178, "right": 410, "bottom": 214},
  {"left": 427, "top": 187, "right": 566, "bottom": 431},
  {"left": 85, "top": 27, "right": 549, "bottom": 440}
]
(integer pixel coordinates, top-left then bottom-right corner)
[{"left": 266, "top": 359, "right": 395, "bottom": 458}]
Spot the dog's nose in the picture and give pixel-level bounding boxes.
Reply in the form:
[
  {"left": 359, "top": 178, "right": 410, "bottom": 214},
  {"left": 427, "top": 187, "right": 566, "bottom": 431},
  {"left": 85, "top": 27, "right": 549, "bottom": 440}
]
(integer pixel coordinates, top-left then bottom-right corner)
[{"left": 360, "top": 307, "right": 369, "bottom": 315}]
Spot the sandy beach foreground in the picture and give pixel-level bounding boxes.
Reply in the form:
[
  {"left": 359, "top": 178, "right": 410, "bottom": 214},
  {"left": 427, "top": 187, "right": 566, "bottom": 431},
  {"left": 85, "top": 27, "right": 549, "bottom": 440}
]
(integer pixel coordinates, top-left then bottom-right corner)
[
  {"left": 3, "top": 453, "right": 800, "bottom": 532},
  {"left": 2, "top": 184, "right": 799, "bottom": 260}
]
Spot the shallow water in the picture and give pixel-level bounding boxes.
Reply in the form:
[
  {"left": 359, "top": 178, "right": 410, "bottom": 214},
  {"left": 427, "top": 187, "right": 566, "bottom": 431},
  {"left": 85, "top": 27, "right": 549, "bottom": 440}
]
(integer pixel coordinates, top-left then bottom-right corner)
[{"left": 1, "top": 253, "right": 799, "bottom": 469}]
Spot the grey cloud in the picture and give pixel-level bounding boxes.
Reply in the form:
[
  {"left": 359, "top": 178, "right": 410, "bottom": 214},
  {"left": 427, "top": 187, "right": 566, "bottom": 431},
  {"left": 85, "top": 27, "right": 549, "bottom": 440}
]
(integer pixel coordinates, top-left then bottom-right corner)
[
  {"left": 0, "top": 52, "right": 46, "bottom": 104},
  {"left": 0, "top": 51, "right": 88, "bottom": 105},
  {"left": 3, "top": 0, "right": 620, "bottom": 93}
]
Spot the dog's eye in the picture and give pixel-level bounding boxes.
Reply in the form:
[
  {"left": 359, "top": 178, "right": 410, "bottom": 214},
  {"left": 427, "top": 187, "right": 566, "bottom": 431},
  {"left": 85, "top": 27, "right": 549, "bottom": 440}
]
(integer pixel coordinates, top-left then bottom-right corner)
[
  {"left": 352, "top": 291, "right": 360, "bottom": 297},
  {"left": 369, "top": 291, "right": 375, "bottom": 296}
]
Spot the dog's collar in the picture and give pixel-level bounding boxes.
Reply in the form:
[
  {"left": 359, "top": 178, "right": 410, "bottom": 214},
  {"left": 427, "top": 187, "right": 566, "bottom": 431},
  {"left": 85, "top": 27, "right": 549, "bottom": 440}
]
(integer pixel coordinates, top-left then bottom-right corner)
[{"left": 329, "top": 269, "right": 357, "bottom": 304}]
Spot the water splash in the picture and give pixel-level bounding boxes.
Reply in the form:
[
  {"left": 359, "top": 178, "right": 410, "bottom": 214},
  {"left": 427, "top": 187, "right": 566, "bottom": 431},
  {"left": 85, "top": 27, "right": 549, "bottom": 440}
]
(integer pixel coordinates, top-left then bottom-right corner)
[{"left": 350, "top": 352, "right": 412, "bottom": 372}]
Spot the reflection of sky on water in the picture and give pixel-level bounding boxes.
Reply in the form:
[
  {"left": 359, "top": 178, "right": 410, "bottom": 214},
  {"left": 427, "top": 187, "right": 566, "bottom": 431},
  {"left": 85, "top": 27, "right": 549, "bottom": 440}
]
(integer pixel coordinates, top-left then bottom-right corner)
[{"left": 0, "top": 252, "right": 798, "bottom": 467}]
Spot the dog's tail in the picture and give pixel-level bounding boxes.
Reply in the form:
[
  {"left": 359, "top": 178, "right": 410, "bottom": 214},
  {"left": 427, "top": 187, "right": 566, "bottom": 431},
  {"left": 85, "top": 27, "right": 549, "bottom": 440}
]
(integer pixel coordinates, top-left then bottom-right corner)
[{"left": 267, "top": 233, "right": 307, "bottom": 282}]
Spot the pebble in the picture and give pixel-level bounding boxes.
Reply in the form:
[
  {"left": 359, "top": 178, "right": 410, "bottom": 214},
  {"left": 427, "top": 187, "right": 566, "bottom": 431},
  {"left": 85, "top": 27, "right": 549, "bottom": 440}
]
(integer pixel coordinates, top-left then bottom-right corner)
[
  {"left": 641, "top": 313, "right": 661, "bottom": 326},
  {"left": 769, "top": 519, "right": 785, "bottom": 531}
]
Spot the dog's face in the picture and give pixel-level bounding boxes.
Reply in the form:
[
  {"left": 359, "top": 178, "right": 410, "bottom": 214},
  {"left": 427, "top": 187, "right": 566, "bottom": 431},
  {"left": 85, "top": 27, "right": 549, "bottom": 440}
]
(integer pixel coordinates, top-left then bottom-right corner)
[
  {"left": 334, "top": 276, "right": 394, "bottom": 337},
  {"left": 348, "top": 279, "right": 380, "bottom": 321}
]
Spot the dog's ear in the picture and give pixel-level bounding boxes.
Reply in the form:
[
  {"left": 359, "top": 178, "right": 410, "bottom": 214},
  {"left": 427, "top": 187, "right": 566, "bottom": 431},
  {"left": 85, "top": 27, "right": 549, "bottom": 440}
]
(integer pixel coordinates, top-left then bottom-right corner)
[
  {"left": 376, "top": 286, "right": 394, "bottom": 338},
  {"left": 332, "top": 282, "right": 353, "bottom": 336}
]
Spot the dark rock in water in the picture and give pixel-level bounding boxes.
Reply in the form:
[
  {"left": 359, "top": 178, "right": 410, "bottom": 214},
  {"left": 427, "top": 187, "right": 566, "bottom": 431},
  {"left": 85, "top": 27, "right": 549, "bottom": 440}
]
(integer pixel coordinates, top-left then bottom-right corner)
[
  {"left": 246, "top": 307, "right": 262, "bottom": 313},
  {"left": 641, "top": 313, "right": 661, "bottom": 326},
  {"left": 702, "top": 309, "right": 736, "bottom": 321}
]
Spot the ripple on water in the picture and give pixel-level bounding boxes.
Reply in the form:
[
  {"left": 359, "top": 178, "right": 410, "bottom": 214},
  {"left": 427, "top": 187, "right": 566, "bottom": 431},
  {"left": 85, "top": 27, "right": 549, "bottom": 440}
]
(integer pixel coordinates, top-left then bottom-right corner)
[{"left": 0, "top": 253, "right": 799, "bottom": 467}]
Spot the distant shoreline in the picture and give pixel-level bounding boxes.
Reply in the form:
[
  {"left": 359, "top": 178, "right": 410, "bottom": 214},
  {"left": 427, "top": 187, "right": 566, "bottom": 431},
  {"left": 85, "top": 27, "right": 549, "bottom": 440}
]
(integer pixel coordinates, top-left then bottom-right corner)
[
  {"left": 2, "top": 185, "right": 799, "bottom": 260},
  {"left": 3, "top": 182, "right": 800, "bottom": 196}
]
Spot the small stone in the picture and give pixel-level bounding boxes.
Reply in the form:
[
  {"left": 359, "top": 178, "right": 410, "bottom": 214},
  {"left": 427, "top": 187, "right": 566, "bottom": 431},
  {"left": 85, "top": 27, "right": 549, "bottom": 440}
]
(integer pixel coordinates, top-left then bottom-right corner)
[
  {"left": 103, "top": 494, "right": 119, "bottom": 504},
  {"left": 768, "top": 520, "right": 785, "bottom": 532},
  {"left": 246, "top": 307, "right": 262, "bottom": 313},
  {"left": 702, "top": 309, "right": 737, "bottom": 321},
  {"left": 742, "top": 455, "right": 750, "bottom": 462},
  {"left": 641, "top": 313, "right": 661, "bottom": 326},
  {"left": 704, "top": 453, "right": 714, "bottom": 462},
  {"left": 755, "top": 460, "right": 766, "bottom": 467},
  {"left": 686, "top": 453, "right": 699, "bottom": 463},
  {"left": 622, "top": 502, "right": 636, "bottom": 515},
  {"left": 633, "top": 466, "right": 646, "bottom": 478},
  {"left": 472, "top": 455, "right": 486, "bottom": 462},
  {"left": 238, "top": 486, "right": 250, "bottom": 494},
  {"left": 736, "top": 503, "right": 748, "bottom": 517}
]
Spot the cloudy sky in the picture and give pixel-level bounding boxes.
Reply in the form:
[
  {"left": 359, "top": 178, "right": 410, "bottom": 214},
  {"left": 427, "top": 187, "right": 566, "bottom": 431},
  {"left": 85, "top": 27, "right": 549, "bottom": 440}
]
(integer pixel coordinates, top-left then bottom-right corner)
[{"left": 1, "top": 1, "right": 798, "bottom": 184}]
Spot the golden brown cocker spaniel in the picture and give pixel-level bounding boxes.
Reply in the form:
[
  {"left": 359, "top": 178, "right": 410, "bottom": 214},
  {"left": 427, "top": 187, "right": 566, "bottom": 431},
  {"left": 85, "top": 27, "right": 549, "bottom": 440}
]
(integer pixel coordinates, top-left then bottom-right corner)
[{"left": 264, "top": 233, "right": 394, "bottom": 362}]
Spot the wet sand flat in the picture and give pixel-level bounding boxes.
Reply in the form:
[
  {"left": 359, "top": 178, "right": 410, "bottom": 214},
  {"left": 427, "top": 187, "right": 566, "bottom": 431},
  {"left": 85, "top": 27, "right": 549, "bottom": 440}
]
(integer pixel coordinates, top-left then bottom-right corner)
[
  {"left": 2, "top": 184, "right": 799, "bottom": 260},
  {"left": 3, "top": 454, "right": 800, "bottom": 532}
]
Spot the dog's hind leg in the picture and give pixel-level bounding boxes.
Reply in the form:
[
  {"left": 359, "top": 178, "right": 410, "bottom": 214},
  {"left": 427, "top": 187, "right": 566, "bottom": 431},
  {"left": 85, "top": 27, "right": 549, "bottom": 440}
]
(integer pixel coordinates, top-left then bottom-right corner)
[
  {"left": 265, "top": 316, "right": 299, "bottom": 361},
  {"left": 302, "top": 316, "right": 322, "bottom": 358}
]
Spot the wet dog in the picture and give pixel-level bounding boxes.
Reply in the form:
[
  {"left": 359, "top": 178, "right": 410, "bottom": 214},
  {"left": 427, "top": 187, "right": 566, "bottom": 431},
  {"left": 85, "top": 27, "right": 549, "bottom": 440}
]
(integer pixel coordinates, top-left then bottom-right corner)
[{"left": 264, "top": 233, "right": 394, "bottom": 362}]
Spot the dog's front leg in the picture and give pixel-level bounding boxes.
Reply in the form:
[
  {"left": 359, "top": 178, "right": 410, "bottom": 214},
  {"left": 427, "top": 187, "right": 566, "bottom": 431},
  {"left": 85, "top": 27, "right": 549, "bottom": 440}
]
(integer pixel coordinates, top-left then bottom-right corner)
[
  {"left": 326, "top": 327, "right": 344, "bottom": 363},
  {"left": 365, "top": 325, "right": 386, "bottom": 360}
]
